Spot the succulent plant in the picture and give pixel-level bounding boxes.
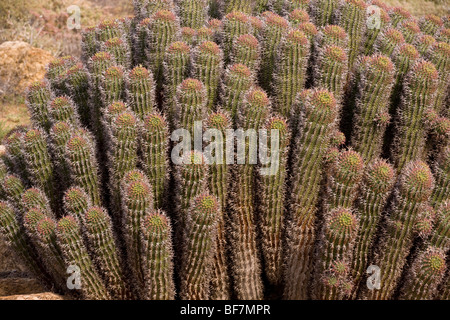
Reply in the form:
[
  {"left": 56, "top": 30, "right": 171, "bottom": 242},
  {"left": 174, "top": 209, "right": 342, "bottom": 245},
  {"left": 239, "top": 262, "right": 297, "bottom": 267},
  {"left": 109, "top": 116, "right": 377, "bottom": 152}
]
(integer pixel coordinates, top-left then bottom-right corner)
[
  {"left": 163, "top": 41, "right": 191, "bottom": 127},
  {"left": 350, "top": 54, "right": 395, "bottom": 162},
  {"left": 362, "top": 160, "right": 435, "bottom": 300},
  {"left": 180, "top": 193, "right": 219, "bottom": 299},
  {"left": 284, "top": 89, "right": 338, "bottom": 300},
  {"left": 140, "top": 112, "right": 170, "bottom": 209},
  {"left": 391, "top": 60, "right": 439, "bottom": 172},
  {"left": 2, "top": 0, "right": 450, "bottom": 302},
  {"left": 193, "top": 41, "right": 224, "bottom": 110},
  {"left": 205, "top": 110, "right": 231, "bottom": 300},
  {"left": 221, "top": 63, "right": 253, "bottom": 122},
  {"left": 141, "top": 210, "right": 175, "bottom": 300},
  {"left": 230, "top": 34, "right": 261, "bottom": 72},
  {"left": 258, "top": 116, "right": 291, "bottom": 285},
  {"left": 273, "top": 29, "right": 310, "bottom": 118},
  {"left": 259, "top": 11, "right": 289, "bottom": 93},
  {"left": 229, "top": 88, "right": 271, "bottom": 300},
  {"left": 349, "top": 159, "right": 396, "bottom": 298},
  {"left": 56, "top": 215, "right": 111, "bottom": 299}
]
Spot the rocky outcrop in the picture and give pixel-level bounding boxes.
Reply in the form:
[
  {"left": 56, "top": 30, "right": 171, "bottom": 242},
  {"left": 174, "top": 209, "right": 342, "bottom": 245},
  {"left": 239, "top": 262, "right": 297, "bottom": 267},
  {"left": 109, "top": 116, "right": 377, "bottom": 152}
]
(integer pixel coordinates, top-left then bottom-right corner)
[{"left": 0, "top": 41, "right": 54, "bottom": 95}]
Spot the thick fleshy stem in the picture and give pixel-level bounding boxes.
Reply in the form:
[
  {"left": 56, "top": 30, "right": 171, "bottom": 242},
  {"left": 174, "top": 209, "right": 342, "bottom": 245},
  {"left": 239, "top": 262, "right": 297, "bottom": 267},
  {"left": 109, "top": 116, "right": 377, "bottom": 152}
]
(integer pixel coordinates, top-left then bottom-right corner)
[
  {"left": 224, "top": 0, "right": 253, "bottom": 14},
  {"left": 350, "top": 55, "right": 395, "bottom": 162},
  {"left": 177, "top": 0, "right": 208, "bottom": 29},
  {"left": 389, "top": 6, "right": 412, "bottom": 28},
  {"left": 100, "top": 65, "right": 126, "bottom": 108},
  {"left": 65, "top": 130, "right": 102, "bottom": 206},
  {"left": 374, "top": 27, "right": 405, "bottom": 57},
  {"left": 180, "top": 193, "right": 219, "bottom": 300},
  {"left": 363, "top": 7, "right": 390, "bottom": 55},
  {"left": 121, "top": 174, "right": 154, "bottom": 296},
  {"left": 313, "top": 45, "right": 348, "bottom": 106},
  {"left": 25, "top": 80, "right": 52, "bottom": 132},
  {"left": 391, "top": 60, "right": 439, "bottom": 173},
  {"left": 141, "top": 210, "right": 175, "bottom": 300},
  {"left": 336, "top": 0, "right": 367, "bottom": 73},
  {"left": 23, "top": 209, "right": 67, "bottom": 293},
  {"left": 419, "top": 14, "right": 444, "bottom": 37},
  {"left": 349, "top": 159, "right": 396, "bottom": 298},
  {"left": 3, "top": 128, "right": 30, "bottom": 184},
  {"left": 312, "top": 207, "right": 359, "bottom": 300},
  {"left": 104, "top": 110, "right": 139, "bottom": 209},
  {"left": 400, "top": 247, "right": 447, "bottom": 300},
  {"left": 127, "top": 66, "right": 156, "bottom": 120},
  {"left": 288, "top": 9, "right": 310, "bottom": 28},
  {"left": 430, "top": 146, "right": 450, "bottom": 208},
  {"left": 83, "top": 206, "right": 132, "bottom": 299},
  {"left": 223, "top": 11, "right": 253, "bottom": 60},
  {"left": 427, "top": 42, "right": 450, "bottom": 116},
  {"left": 163, "top": 41, "right": 191, "bottom": 128},
  {"left": 145, "top": 10, "right": 181, "bottom": 90},
  {"left": 49, "top": 121, "right": 73, "bottom": 192},
  {"left": 81, "top": 25, "right": 97, "bottom": 63},
  {"left": 56, "top": 216, "right": 110, "bottom": 300},
  {"left": 21, "top": 187, "right": 53, "bottom": 217},
  {"left": 133, "top": 0, "right": 175, "bottom": 20},
  {"left": 63, "top": 63, "right": 91, "bottom": 129},
  {"left": 102, "top": 37, "right": 132, "bottom": 70},
  {"left": 398, "top": 19, "right": 421, "bottom": 44},
  {"left": 229, "top": 88, "right": 271, "bottom": 300},
  {"left": 140, "top": 112, "right": 170, "bottom": 209},
  {"left": 273, "top": 29, "right": 310, "bottom": 118},
  {"left": 310, "top": 0, "right": 340, "bottom": 27},
  {"left": 400, "top": 200, "right": 450, "bottom": 300},
  {"left": 230, "top": 34, "right": 261, "bottom": 73},
  {"left": 2, "top": 174, "right": 26, "bottom": 210},
  {"left": 196, "top": 27, "right": 214, "bottom": 44},
  {"left": 258, "top": 116, "right": 291, "bottom": 285},
  {"left": 283, "top": 89, "right": 338, "bottom": 300},
  {"left": 193, "top": 41, "right": 224, "bottom": 110},
  {"left": 362, "top": 160, "right": 435, "bottom": 300},
  {"left": 221, "top": 63, "right": 253, "bottom": 123},
  {"left": 259, "top": 11, "right": 289, "bottom": 93},
  {"left": 48, "top": 96, "right": 81, "bottom": 126},
  {"left": 175, "top": 78, "right": 208, "bottom": 141},
  {"left": 204, "top": 111, "right": 232, "bottom": 299},
  {"left": 181, "top": 27, "right": 196, "bottom": 45},
  {"left": 22, "top": 128, "right": 57, "bottom": 211},
  {"left": 63, "top": 187, "right": 91, "bottom": 221},
  {"left": 415, "top": 34, "right": 437, "bottom": 57}
]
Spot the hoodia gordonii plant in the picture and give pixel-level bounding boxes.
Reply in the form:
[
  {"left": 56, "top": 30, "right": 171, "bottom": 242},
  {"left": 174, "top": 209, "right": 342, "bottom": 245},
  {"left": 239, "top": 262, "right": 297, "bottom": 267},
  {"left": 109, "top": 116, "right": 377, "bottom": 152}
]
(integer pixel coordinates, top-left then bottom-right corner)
[
  {"left": 273, "top": 29, "right": 310, "bottom": 118},
  {"left": 349, "top": 158, "right": 396, "bottom": 298},
  {"left": 229, "top": 88, "right": 271, "bottom": 300},
  {"left": 258, "top": 116, "right": 291, "bottom": 285},
  {"left": 350, "top": 54, "right": 395, "bottom": 162},
  {"left": 1, "top": 0, "right": 450, "bottom": 301},
  {"left": 362, "top": 160, "right": 435, "bottom": 300},
  {"left": 399, "top": 201, "right": 450, "bottom": 300},
  {"left": 141, "top": 210, "right": 175, "bottom": 300},
  {"left": 391, "top": 60, "right": 439, "bottom": 173},
  {"left": 180, "top": 193, "right": 219, "bottom": 300},
  {"left": 284, "top": 89, "right": 338, "bottom": 300},
  {"left": 206, "top": 111, "right": 231, "bottom": 300}
]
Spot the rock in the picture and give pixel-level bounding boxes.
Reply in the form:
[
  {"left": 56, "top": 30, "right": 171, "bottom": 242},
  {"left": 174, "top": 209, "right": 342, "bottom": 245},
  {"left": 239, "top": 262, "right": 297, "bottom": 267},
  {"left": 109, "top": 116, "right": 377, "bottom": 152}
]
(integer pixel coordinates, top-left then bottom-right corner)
[
  {"left": 0, "top": 276, "right": 46, "bottom": 296},
  {"left": 0, "top": 292, "right": 64, "bottom": 300},
  {"left": 0, "top": 41, "right": 54, "bottom": 95},
  {"left": 0, "top": 238, "right": 28, "bottom": 273}
]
